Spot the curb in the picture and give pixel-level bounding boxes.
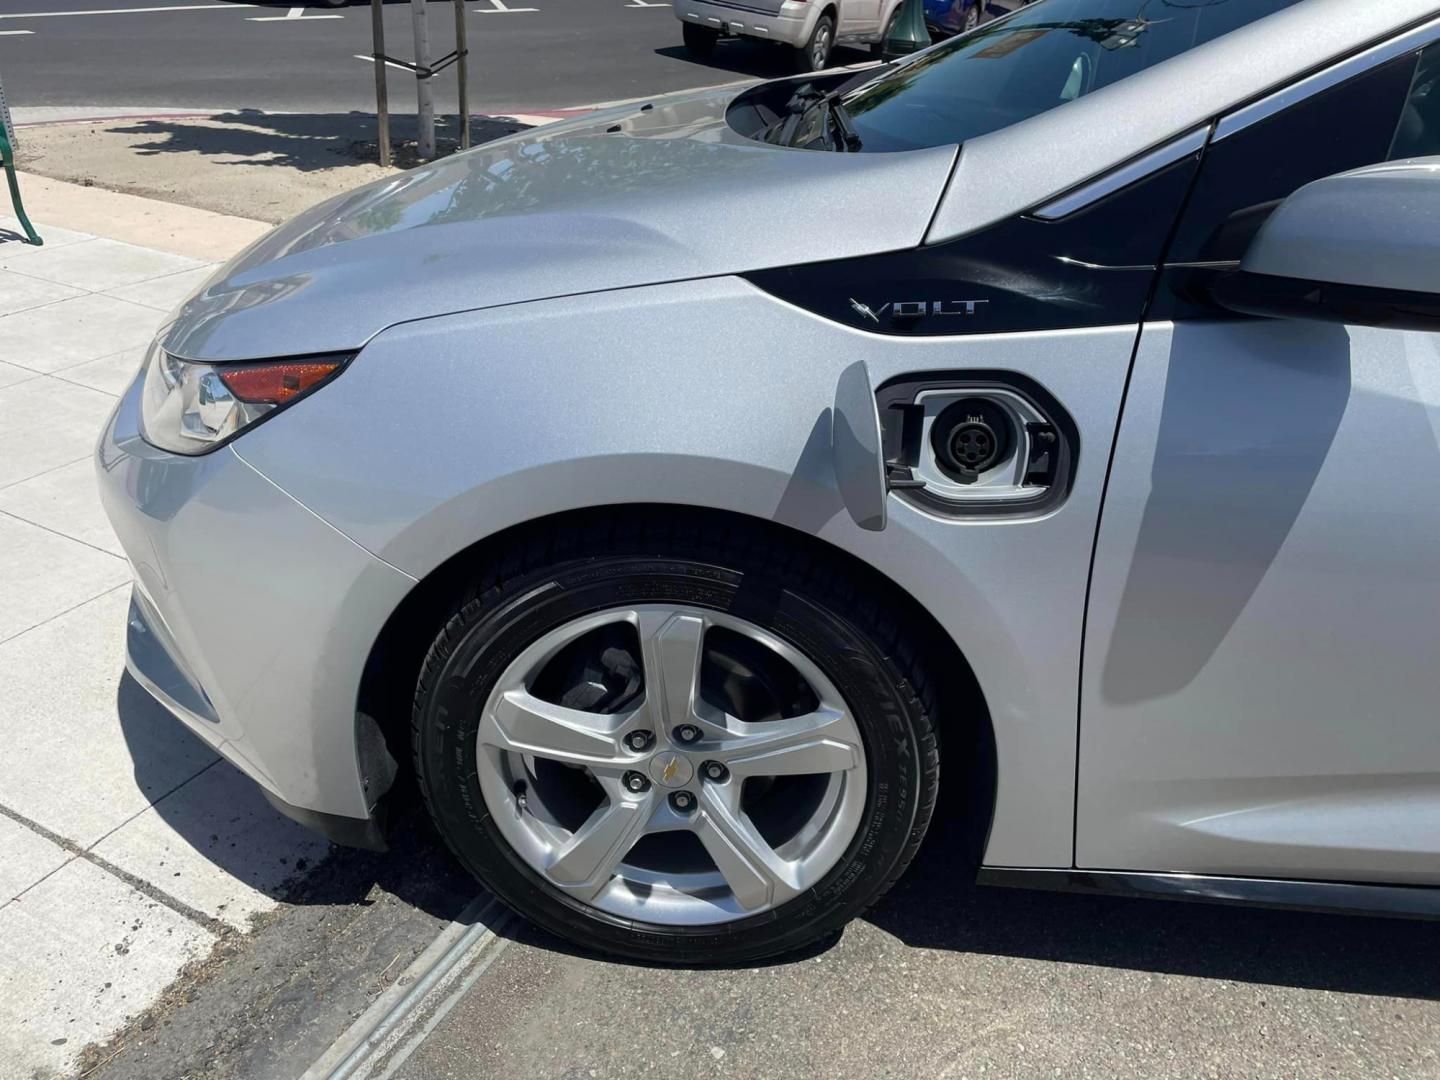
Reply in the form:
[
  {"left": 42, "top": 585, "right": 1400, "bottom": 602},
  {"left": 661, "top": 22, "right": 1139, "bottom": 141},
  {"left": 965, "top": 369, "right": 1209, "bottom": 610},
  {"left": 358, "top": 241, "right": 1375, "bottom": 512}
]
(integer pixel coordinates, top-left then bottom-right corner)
[
  {"left": 10, "top": 171, "right": 272, "bottom": 261},
  {"left": 300, "top": 894, "right": 512, "bottom": 1080},
  {"left": 12, "top": 108, "right": 586, "bottom": 129},
  {"left": 15, "top": 111, "right": 220, "bottom": 129}
]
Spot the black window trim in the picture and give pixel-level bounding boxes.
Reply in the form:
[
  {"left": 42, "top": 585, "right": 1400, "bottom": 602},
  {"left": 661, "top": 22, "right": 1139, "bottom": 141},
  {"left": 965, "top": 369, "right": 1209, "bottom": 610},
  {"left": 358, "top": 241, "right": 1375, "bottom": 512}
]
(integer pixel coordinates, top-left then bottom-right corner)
[
  {"left": 1032, "top": 127, "right": 1210, "bottom": 221},
  {"left": 1215, "top": 13, "right": 1440, "bottom": 141},
  {"left": 1021, "top": 13, "right": 1440, "bottom": 225}
]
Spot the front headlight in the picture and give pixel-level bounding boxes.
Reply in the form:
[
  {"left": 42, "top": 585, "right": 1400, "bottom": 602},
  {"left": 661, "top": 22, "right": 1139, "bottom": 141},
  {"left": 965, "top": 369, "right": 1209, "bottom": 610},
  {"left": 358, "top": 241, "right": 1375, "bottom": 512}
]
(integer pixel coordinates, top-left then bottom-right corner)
[{"left": 139, "top": 342, "right": 350, "bottom": 455}]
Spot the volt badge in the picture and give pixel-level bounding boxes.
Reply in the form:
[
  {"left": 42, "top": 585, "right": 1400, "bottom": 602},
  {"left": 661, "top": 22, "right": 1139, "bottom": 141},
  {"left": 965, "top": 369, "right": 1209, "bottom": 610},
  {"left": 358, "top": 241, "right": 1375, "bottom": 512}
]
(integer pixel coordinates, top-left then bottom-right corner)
[{"left": 848, "top": 298, "right": 989, "bottom": 324}]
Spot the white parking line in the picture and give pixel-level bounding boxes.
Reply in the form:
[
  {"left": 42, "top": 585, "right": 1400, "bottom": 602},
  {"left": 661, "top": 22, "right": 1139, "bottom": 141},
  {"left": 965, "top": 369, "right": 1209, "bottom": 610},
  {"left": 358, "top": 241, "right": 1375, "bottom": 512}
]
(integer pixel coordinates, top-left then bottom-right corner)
[
  {"left": 354, "top": 54, "right": 415, "bottom": 72},
  {"left": 249, "top": 5, "right": 343, "bottom": 20},
  {"left": 0, "top": 29, "right": 37, "bottom": 34},
  {"left": 0, "top": 4, "right": 253, "bottom": 19},
  {"left": 626, "top": 0, "right": 671, "bottom": 6},
  {"left": 473, "top": 0, "right": 539, "bottom": 12}
]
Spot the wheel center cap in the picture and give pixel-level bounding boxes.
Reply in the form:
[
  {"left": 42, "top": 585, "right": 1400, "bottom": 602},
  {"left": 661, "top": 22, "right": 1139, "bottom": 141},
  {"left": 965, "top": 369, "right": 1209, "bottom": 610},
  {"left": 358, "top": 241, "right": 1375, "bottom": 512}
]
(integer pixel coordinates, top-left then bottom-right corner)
[{"left": 648, "top": 751, "right": 694, "bottom": 789}]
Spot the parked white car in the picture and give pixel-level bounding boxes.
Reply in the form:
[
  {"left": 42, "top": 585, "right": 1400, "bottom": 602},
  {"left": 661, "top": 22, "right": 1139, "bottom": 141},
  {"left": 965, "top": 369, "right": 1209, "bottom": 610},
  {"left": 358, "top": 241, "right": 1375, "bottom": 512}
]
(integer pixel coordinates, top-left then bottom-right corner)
[{"left": 675, "top": 0, "right": 905, "bottom": 71}]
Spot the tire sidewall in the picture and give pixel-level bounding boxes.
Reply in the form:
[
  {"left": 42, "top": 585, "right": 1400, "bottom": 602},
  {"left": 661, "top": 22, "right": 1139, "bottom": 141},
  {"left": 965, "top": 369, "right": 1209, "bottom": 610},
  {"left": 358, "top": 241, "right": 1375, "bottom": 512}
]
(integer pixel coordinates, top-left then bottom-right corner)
[
  {"left": 415, "top": 554, "right": 926, "bottom": 963},
  {"left": 799, "top": 15, "right": 835, "bottom": 72},
  {"left": 682, "top": 22, "right": 718, "bottom": 55}
]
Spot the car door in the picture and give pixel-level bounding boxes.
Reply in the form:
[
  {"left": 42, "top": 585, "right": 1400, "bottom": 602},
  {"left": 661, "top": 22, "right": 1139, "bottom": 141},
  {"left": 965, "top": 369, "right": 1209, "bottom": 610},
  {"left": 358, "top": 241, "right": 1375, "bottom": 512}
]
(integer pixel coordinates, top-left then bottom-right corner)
[
  {"left": 1078, "top": 38, "right": 1440, "bottom": 884},
  {"left": 839, "top": 0, "right": 881, "bottom": 41}
]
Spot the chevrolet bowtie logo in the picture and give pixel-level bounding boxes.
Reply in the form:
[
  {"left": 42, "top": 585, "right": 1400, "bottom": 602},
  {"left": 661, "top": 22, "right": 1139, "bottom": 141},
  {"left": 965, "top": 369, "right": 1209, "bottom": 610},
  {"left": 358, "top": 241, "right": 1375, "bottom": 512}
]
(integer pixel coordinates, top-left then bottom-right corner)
[
  {"left": 849, "top": 298, "right": 883, "bottom": 324},
  {"left": 662, "top": 757, "right": 680, "bottom": 784}
]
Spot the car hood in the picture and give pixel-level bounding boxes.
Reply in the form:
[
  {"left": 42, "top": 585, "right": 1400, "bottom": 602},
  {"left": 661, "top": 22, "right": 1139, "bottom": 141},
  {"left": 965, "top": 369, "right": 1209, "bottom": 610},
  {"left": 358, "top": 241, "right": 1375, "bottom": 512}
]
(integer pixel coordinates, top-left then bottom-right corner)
[{"left": 164, "top": 86, "right": 959, "bottom": 362}]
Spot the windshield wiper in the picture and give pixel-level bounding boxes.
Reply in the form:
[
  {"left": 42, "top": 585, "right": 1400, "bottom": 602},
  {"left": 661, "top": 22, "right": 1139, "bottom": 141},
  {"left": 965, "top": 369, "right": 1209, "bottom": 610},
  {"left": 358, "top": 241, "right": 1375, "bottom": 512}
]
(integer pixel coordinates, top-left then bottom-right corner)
[
  {"left": 761, "top": 71, "right": 873, "bottom": 151},
  {"left": 823, "top": 96, "right": 862, "bottom": 151},
  {"left": 760, "top": 84, "right": 823, "bottom": 146}
]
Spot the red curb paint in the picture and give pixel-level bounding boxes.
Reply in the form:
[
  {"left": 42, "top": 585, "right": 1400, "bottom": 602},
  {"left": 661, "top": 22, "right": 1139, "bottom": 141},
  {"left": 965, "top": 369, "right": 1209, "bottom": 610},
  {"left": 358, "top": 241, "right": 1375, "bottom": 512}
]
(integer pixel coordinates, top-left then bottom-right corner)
[{"left": 16, "top": 111, "right": 219, "bottom": 128}]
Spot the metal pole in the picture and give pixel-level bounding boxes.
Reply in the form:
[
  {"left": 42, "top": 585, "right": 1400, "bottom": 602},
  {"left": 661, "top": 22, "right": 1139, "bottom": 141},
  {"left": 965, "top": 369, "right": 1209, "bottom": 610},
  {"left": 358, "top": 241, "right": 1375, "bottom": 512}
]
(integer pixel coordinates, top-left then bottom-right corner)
[
  {"left": 453, "top": 0, "right": 470, "bottom": 151},
  {"left": 0, "top": 74, "right": 42, "bottom": 246},
  {"left": 371, "top": 0, "right": 391, "bottom": 168},
  {"left": 411, "top": 0, "right": 436, "bottom": 161}
]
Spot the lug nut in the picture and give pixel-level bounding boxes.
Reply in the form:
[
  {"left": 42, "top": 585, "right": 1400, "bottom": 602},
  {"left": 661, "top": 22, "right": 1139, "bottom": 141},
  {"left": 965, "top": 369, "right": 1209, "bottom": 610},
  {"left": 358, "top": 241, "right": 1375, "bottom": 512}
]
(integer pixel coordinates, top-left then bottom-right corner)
[
  {"left": 702, "top": 761, "right": 728, "bottom": 782},
  {"left": 625, "top": 730, "right": 654, "bottom": 752},
  {"left": 669, "top": 790, "right": 696, "bottom": 813},
  {"left": 623, "top": 770, "right": 650, "bottom": 794},
  {"left": 674, "top": 724, "right": 701, "bottom": 745}
]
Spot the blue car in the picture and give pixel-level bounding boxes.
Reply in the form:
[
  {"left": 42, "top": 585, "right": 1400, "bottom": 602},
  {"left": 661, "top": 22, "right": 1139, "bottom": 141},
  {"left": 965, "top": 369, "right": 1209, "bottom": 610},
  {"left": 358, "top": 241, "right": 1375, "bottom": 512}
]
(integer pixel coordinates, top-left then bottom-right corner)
[{"left": 923, "top": 0, "right": 1033, "bottom": 38}]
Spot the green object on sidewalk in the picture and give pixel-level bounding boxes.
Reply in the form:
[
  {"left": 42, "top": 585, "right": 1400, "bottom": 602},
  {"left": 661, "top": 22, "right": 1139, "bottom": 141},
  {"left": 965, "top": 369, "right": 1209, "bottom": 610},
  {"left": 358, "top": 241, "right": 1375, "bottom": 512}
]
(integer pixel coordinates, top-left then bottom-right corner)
[{"left": 0, "top": 75, "right": 41, "bottom": 246}]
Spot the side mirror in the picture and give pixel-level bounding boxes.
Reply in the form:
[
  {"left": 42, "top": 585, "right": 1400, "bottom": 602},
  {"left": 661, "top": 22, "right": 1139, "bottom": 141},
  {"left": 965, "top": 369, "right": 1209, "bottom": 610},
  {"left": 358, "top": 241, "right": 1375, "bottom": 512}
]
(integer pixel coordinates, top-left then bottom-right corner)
[
  {"left": 881, "top": 0, "right": 931, "bottom": 59},
  {"left": 1211, "top": 158, "right": 1440, "bottom": 332}
]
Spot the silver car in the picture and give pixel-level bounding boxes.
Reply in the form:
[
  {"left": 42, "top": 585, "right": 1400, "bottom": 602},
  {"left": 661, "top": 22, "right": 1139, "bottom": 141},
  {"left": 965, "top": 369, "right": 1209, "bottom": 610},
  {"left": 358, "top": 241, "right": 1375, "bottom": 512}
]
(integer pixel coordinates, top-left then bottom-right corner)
[
  {"left": 99, "top": 0, "right": 1440, "bottom": 964},
  {"left": 674, "top": 0, "right": 904, "bottom": 73}
]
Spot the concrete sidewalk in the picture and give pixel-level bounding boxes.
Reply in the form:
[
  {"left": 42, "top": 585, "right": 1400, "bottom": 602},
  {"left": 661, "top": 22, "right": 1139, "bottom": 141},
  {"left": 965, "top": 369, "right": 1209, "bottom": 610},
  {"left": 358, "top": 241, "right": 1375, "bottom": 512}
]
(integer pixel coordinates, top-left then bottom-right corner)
[{"left": 0, "top": 187, "right": 327, "bottom": 1079}]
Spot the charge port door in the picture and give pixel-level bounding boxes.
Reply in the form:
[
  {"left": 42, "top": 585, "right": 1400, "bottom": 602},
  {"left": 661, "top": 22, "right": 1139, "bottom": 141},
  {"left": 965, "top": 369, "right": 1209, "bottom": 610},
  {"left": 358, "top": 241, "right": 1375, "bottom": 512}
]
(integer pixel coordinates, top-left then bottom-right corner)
[{"left": 875, "top": 371, "right": 1077, "bottom": 520}]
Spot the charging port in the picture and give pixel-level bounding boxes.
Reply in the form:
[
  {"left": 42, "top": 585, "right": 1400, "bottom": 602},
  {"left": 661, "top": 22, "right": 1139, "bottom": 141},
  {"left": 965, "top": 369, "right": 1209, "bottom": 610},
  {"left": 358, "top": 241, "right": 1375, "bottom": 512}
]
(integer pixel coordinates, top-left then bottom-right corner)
[
  {"left": 875, "top": 372, "right": 1077, "bottom": 519},
  {"left": 932, "top": 398, "right": 1012, "bottom": 483}
]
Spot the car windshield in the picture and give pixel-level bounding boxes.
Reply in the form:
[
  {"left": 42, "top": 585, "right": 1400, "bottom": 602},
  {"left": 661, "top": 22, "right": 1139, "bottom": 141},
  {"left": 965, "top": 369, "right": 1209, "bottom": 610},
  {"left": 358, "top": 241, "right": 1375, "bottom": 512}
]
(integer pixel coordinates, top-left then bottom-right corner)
[{"left": 843, "top": 0, "right": 1307, "bottom": 152}]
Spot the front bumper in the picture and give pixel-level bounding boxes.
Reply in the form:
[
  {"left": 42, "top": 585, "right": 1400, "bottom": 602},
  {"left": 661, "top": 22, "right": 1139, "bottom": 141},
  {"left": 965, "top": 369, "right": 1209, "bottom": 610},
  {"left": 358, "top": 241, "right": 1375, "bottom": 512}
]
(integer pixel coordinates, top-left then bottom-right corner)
[
  {"left": 674, "top": 0, "right": 812, "bottom": 47},
  {"left": 96, "top": 373, "right": 416, "bottom": 846}
]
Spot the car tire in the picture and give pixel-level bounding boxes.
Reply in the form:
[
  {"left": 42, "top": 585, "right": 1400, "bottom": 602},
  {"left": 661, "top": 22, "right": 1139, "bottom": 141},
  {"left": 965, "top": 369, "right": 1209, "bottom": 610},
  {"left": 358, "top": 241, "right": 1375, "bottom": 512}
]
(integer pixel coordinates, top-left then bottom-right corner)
[
  {"left": 412, "top": 514, "right": 941, "bottom": 965},
  {"left": 962, "top": 3, "right": 980, "bottom": 31},
  {"left": 682, "top": 22, "right": 720, "bottom": 57},
  {"left": 794, "top": 13, "right": 836, "bottom": 73}
]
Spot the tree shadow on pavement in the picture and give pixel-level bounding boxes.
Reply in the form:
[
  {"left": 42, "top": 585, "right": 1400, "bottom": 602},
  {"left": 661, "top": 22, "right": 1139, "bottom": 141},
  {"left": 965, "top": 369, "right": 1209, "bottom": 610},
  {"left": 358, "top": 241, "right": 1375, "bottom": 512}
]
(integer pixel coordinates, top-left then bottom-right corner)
[
  {"left": 866, "top": 807, "right": 1440, "bottom": 1002},
  {"left": 110, "top": 110, "right": 529, "bottom": 173}
]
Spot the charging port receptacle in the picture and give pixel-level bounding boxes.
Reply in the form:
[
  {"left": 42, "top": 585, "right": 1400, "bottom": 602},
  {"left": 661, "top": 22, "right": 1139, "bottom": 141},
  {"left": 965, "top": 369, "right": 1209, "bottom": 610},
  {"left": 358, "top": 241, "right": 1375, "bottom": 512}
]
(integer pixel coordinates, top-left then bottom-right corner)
[{"left": 932, "top": 398, "right": 1012, "bottom": 483}]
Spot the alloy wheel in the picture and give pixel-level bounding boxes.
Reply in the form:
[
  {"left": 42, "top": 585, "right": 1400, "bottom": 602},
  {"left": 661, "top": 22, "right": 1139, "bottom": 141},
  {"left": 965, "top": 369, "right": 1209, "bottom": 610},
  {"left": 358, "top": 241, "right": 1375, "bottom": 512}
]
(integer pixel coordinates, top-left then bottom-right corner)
[
  {"left": 474, "top": 605, "right": 868, "bottom": 925},
  {"left": 812, "top": 24, "right": 833, "bottom": 69}
]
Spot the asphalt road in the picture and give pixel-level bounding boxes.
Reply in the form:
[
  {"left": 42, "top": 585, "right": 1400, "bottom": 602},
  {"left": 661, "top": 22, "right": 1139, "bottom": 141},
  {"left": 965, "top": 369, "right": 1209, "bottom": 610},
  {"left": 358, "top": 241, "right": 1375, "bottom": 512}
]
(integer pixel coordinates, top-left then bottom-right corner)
[
  {"left": 0, "top": 0, "right": 870, "bottom": 116},
  {"left": 90, "top": 808, "right": 1440, "bottom": 1080}
]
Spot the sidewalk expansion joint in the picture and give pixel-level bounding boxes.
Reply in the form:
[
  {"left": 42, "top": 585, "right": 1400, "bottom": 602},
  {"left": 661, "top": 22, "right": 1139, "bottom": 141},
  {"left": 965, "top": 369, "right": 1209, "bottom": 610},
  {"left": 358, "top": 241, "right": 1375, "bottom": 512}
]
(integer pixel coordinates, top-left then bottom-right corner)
[
  {"left": 0, "top": 507, "right": 128, "bottom": 562},
  {"left": 0, "top": 449, "right": 98, "bottom": 493},
  {"left": 0, "top": 790, "right": 233, "bottom": 938},
  {"left": 0, "top": 579, "right": 131, "bottom": 648}
]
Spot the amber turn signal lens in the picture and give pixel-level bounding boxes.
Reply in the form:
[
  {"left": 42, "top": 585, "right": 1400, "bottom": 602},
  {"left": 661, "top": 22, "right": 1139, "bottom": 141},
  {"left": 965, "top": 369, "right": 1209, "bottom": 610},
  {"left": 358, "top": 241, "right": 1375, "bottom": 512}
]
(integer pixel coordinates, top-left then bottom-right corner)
[{"left": 219, "top": 361, "right": 343, "bottom": 404}]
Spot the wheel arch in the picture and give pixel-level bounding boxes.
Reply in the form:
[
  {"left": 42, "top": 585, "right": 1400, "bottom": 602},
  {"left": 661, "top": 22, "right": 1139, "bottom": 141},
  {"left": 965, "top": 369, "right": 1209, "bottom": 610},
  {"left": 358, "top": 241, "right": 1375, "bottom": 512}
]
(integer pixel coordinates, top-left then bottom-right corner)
[{"left": 357, "top": 503, "right": 997, "bottom": 861}]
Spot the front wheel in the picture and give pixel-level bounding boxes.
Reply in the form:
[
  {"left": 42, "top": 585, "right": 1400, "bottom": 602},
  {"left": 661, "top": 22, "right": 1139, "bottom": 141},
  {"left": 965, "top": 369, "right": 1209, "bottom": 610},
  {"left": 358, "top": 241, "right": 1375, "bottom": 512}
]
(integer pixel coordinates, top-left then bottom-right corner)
[
  {"left": 793, "top": 13, "right": 836, "bottom": 73},
  {"left": 412, "top": 518, "right": 940, "bottom": 964},
  {"left": 682, "top": 22, "right": 720, "bottom": 57}
]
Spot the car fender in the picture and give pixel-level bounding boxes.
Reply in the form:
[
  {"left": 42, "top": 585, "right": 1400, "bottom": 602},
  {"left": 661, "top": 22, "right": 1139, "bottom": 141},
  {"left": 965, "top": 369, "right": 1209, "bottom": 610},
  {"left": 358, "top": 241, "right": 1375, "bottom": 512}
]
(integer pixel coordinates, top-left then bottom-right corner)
[{"left": 235, "top": 276, "right": 1136, "bottom": 868}]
